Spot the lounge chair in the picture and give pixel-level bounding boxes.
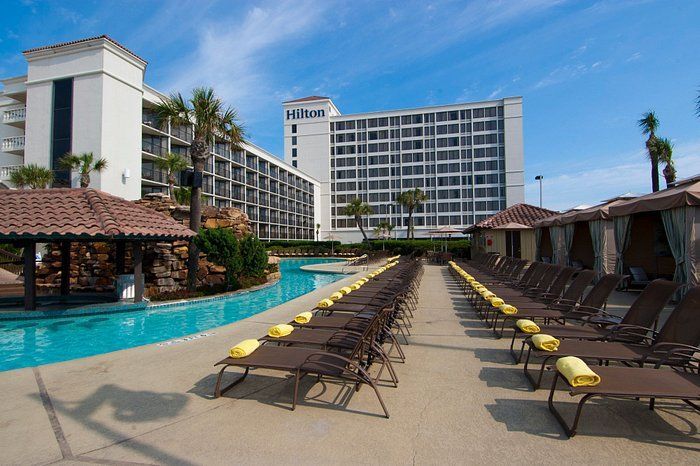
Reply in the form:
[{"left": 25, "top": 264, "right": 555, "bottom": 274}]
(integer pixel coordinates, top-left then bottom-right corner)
[
  {"left": 548, "top": 351, "right": 700, "bottom": 437},
  {"left": 627, "top": 266, "right": 652, "bottom": 289},
  {"left": 498, "top": 270, "right": 611, "bottom": 343},
  {"left": 214, "top": 305, "right": 392, "bottom": 418},
  {"left": 522, "top": 286, "right": 700, "bottom": 389}
]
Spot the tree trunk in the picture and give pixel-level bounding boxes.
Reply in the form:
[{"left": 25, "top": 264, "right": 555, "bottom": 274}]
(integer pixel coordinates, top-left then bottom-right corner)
[
  {"left": 407, "top": 208, "right": 414, "bottom": 239},
  {"left": 187, "top": 139, "right": 207, "bottom": 291},
  {"left": 647, "top": 137, "right": 659, "bottom": 192},
  {"left": 168, "top": 173, "right": 176, "bottom": 201},
  {"left": 80, "top": 173, "right": 90, "bottom": 188},
  {"left": 662, "top": 164, "right": 676, "bottom": 187},
  {"left": 356, "top": 215, "right": 368, "bottom": 242}
]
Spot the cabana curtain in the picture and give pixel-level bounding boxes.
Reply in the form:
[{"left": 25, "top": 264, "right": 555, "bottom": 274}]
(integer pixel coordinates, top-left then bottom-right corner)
[
  {"left": 550, "top": 226, "right": 562, "bottom": 265},
  {"left": 563, "top": 223, "right": 575, "bottom": 266},
  {"left": 614, "top": 215, "right": 633, "bottom": 275},
  {"left": 589, "top": 219, "right": 605, "bottom": 280},
  {"left": 660, "top": 206, "right": 694, "bottom": 292},
  {"left": 534, "top": 228, "right": 542, "bottom": 261}
]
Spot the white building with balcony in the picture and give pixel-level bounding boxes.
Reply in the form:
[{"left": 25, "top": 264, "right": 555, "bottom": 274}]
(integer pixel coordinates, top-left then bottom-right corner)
[{"left": 0, "top": 36, "right": 320, "bottom": 241}]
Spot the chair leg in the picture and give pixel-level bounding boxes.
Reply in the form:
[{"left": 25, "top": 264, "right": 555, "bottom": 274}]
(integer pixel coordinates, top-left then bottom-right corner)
[
  {"left": 214, "top": 365, "right": 250, "bottom": 398},
  {"left": 292, "top": 370, "right": 302, "bottom": 411},
  {"left": 547, "top": 372, "right": 594, "bottom": 438}
]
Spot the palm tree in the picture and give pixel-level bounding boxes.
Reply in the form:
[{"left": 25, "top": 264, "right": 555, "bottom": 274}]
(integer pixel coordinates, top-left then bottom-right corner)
[
  {"left": 59, "top": 152, "right": 108, "bottom": 188},
  {"left": 174, "top": 186, "right": 192, "bottom": 206},
  {"left": 153, "top": 87, "right": 245, "bottom": 290},
  {"left": 638, "top": 111, "right": 660, "bottom": 192},
  {"left": 9, "top": 164, "right": 54, "bottom": 189},
  {"left": 154, "top": 152, "right": 189, "bottom": 201},
  {"left": 654, "top": 137, "right": 676, "bottom": 187},
  {"left": 344, "top": 198, "right": 373, "bottom": 242},
  {"left": 374, "top": 221, "right": 394, "bottom": 250},
  {"left": 396, "top": 188, "right": 428, "bottom": 239},
  {"left": 696, "top": 88, "right": 700, "bottom": 118},
  {"left": 315, "top": 223, "right": 321, "bottom": 242}
]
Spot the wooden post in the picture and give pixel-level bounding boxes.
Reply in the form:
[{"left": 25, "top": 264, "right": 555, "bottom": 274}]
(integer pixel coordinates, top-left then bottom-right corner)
[
  {"left": 133, "top": 241, "right": 144, "bottom": 302},
  {"left": 60, "top": 241, "right": 71, "bottom": 296},
  {"left": 115, "top": 241, "right": 125, "bottom": 275},
  {"left": 24, "top": 241, "right": 36, "bottom": 311}
]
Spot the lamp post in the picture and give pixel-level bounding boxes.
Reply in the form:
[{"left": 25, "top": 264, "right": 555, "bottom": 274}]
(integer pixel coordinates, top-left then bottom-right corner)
[{"left": 535, "top": 175, "right": 543, "bottom": 208}]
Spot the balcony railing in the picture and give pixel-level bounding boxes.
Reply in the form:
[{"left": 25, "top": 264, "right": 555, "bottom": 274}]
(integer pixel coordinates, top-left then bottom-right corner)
[
  {"left": 142, "top": 139, "right": 167, "bottom": 156},
  {"left": 142, "top": 167, "right": 168, "bottom": 184},
  {"left": 3, "top": 106, "right": 26, "bottom": 124},
  {"left": 2, "top": 136, "right": 25, "bottom": 152},
  {"left": 0, "top": 165, "right": 22, "bottom": 181}
]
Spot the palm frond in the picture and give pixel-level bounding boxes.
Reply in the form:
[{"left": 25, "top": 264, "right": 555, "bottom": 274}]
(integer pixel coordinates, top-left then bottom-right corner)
[{"left": 637, "top": 110, "right": 659, "bottom": 136}]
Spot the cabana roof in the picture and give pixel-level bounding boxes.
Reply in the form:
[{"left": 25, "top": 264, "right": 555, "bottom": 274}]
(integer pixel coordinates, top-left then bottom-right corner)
[
  {"left": 535, "top": 194, "right": 638, "bottom": 227},
  {"left": 0, "top": 188, "right": 196, "bottom": 241},
  {"left": 465, "top": 203, "right": 558, "bottom": 233},
  {"left": 609, "top": 180, "right": 700, "bottom": 217}
]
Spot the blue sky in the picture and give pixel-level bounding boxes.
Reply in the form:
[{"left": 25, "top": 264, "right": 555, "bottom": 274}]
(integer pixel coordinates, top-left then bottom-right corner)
[{"left": 2, "top": 0, "right": 699, "bottom": 210}]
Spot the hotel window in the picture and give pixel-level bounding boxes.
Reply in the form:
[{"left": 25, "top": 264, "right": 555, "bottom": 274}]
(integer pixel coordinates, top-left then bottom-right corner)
[
  {"left": 291, "top": 124, "right": 297, "bottom": 133},
  {"left": 473, "top": 108, "right": 485, "bottom": 118},
  {"left": 436, "top": 112, "right": 448, "bottom": 122},
  {"left": 291, "top": 136, "right": 297, "bottom": 145},
  {"left": 292, "top": 161, "right": 297, "bottom": 167},
  {"left": 292, "top": 148, "right": 297, "bottom": 157}
]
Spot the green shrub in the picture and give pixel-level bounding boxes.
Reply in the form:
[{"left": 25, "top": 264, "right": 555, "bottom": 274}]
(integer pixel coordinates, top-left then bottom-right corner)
[
  {"left": 194, "top": 228, "right": 243, "bottom": 288},
  {"left": 338, "top": 239, "right": 471, "bottom": 257},
  {"left": 240, "top": 234, "right": 269, "bottom": 278}
]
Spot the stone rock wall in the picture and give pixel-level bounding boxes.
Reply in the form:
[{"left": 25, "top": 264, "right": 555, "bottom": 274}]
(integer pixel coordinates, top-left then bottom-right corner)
[{"left": 37, "top": 194, "right": 253, "bottom": 297}]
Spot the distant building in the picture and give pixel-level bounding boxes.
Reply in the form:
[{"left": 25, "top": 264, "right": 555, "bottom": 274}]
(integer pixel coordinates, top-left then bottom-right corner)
[{"left": 283, "top": 95, "right": 525, "bottom": 242}]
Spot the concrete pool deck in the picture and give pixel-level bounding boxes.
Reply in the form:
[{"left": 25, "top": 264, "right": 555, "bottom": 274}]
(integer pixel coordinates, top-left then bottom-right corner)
[{"left": 0, "top": 265, "right": 697, "bottom": 465}]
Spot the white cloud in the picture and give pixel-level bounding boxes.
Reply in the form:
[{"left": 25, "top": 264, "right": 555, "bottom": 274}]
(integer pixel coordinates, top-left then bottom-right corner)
[
  {"left": 163, "top": 1, "right": 329, "bottom": 125},
  {"left": 626, "top": 51, "right": 642, "bottom": 62},
  {"left": 525, "top": 140, "right": 700, "bottom": 211},
  {"left": 487, "top": 86, "right": 504, "bottom": 99}
]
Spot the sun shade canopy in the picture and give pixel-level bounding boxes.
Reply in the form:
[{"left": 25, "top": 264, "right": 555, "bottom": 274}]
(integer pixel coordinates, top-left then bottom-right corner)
[{"left": 609, "top": 180, "right": 700, "bottom": 217}]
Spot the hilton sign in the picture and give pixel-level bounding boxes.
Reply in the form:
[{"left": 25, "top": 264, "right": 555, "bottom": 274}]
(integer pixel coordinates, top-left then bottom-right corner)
[{"left": 286, "top": 108, "right": 326, "bottom": 120}]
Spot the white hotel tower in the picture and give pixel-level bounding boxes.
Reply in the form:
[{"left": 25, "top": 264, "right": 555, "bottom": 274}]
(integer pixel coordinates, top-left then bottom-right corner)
[{"left": 283, "top": 96, "right": 524, "bottom": 242}]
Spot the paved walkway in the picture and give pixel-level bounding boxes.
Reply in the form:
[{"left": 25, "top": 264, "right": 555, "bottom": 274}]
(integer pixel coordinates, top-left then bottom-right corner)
[{"left": 0, "top": 265, "right": 698, "bottom": 465}]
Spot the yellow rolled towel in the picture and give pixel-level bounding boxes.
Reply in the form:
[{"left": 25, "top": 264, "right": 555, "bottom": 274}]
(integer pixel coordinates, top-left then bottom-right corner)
[
  {"left": 489, "top": 297, "right": 505, "bottom": 307},
  {"left": 317, "top": 298, "right": 334, "bottom": 308},
  {"left": 268, "top": 324, "right": 294, "bottom": 338},
  {"left": 359, "top": 278, "right": 369, "bottom": 284},
  {"left": 531, "top": 334, "right": 560, "bottom": 352},
  {"left": 481, "top": 291, "right": 495, "bottom": 299},
  {"left": 467, "top": 277, "right": 476, "bottom": 283},
  {"left": 340, "top": 286, "right": 352, "bottom": 295},
  {"left": 229, "top": 339, "right": 260, "bottom": 358},
  {"left": 329, "top": 292, "right": 343, "bottom": 301},
  {"left": 294, "top": 311, "right": 313, "bottom": 324},
  {"left": 556, "top": 356, "right": 601, "bottom": 387},
  {"left": 350, "top": 282, "right": 362, "bottom": 290},
  {"left": 516, "top": 319, "right": 540, "bottom": 333},
  {"left": 500, "top": 304, "right": 518, "bottom": 315}
]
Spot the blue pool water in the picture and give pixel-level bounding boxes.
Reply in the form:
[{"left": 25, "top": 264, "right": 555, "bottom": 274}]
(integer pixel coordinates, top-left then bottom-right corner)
[{"left": 0, "top": 258, "right": 345, "bottom": 372}]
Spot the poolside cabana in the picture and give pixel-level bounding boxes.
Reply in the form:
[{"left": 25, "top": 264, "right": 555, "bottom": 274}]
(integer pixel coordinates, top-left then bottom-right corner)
[
  {"left": 465, "top": 203, "right": 558, "bottom": 260},
  {"left": 609, "top": 178, "right": 700, "bottom": 292},
  {"left": 533, "top": 194, "right": 637, "bottom": 278},
  {"left": 0, "top": 188, "right": 195, "bottom": 310}
]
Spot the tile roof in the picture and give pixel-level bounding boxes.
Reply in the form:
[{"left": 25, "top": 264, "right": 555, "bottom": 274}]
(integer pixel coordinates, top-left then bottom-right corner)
[
  {"left": 23, "top": 35, "right": 147, "bottom": 64},
  {"left": 284, "top": 96, "right": 330, "bottom": 103},
  {"left": 466, "top": 203, "right": 559, "bottom": 232},
  {"left": 0, "top": 189, "right": 194, "bottom": 240}
]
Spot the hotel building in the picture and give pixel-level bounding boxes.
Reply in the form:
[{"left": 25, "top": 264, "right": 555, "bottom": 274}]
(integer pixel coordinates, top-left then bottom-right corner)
[
  {"left": 0, "top": 35, "right": 525, "bottom": 243},
  {"left": 283, "top": 95, "right": 524, "bottom": 242},
  {"left": 0, "top": 36, "right": 319, "bottom": 241}
]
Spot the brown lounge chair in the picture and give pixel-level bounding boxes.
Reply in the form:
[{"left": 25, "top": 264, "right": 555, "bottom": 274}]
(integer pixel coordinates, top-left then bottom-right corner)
[
  {"left": 213, "top": 316, "right": 391, "bottom": 418},
  {"left": 523, "top": 286, "right": 700, "bottom": 389},
  {"left": 499, "top": 271, "right": 612, "bottom": 344},
  {"left": 512, "top": 279, "right": 679, "bottom": 358},
  {"left": 548, "top": 350, "right": 700, "bottom": 437}
]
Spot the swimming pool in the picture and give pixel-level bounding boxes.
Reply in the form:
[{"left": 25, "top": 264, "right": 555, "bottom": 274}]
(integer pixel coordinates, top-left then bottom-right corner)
[{"left": 0, "top": 258, "right": 345, "bottom": 372}]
